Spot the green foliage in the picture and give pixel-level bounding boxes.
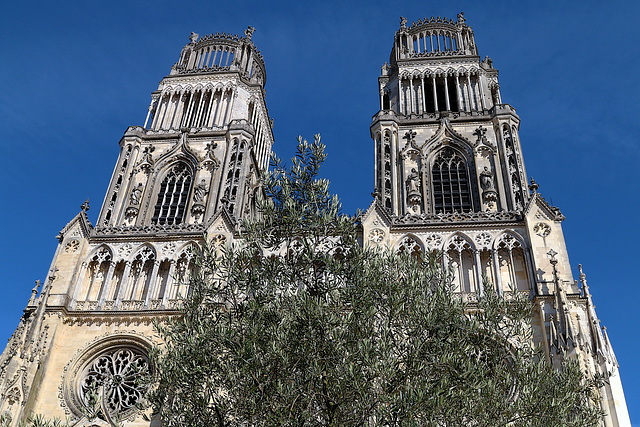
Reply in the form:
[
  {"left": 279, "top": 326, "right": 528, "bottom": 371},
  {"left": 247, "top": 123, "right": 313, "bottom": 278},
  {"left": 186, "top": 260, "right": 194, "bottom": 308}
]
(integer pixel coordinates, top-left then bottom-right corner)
[
  {"left": 16, "top": 415, "right": 70, "bottom": 427},
  {"left": 148, "top": 135, "right": 603, "bottom": 426}
]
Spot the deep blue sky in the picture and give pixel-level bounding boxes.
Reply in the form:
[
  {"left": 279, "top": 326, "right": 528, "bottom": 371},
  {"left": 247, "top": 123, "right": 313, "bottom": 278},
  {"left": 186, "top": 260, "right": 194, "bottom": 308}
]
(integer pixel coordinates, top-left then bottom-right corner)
[{"left": 1, "top": 0, "right": 638, "bottom": 422}]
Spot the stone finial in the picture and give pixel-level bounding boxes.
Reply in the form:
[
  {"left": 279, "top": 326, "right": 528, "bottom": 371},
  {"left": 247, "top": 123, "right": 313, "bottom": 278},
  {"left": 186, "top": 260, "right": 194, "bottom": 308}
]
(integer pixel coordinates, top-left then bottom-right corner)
[
  {"left": 27, "top": 280, "right": 40, "bottom": 306},
  {"left": 81, "top": 199, "right": 90, "bottom": 212},
  {"left": 528, "top": 177, "right": 539, "bottom": 192},
  {"left": 245, "top": 26, "right": 255, "bottom": 41},
  {"left": 403, "top": 129, "right": 416, "bottom": 144}
]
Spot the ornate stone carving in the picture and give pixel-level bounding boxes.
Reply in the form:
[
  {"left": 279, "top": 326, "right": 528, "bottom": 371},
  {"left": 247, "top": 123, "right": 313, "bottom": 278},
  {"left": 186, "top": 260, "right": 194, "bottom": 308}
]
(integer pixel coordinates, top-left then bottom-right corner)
[
  {"left": 5, "top": 386, "right": 20, "bottom": 406},
  {"left": 201, "top": 142, "right": 220, "bottom": 171},
  {"left": 393, "top": 210, "right": 522, "bottom": 225},
  {"left": 474, "top": 232, "right": 492, "bottom": 249},
  {"left": 129, "top": 183, "right": 144, "bottom": 206},
  {"left": 405, "top": 168, "right": 422, "bottom": 212},
  {"left": 64, "top": 240, "right": 80, "bottom": 253},
  {"left": 94, "top": 223, "right": 205, "bottom": 236},
  {"left": 212, "top": 234, "right": 227, "bottom": 248},
  {"left": 135, "top": 146, "right": 155, "bottom": 174},
  {"left": 80, "top": 348, "right": 148, "bottom": 416},
  {"left": 425, "top": 233, "right": 443, "bottom": 249},
  {"left": 369, "top": 228, "right": 385, "bottom": 244},
  {"left": 193, "top": 179, "right": 209, "bottom": 203},
  {"left": 60, "top": 334, "right": 152, "bottom": 422},
  {"left": 117, "top": 244, "right": 133, "bottom": 258},
  {"left": 161, "top": 242, "right": 177, "bottom": 257},
  {"left": 397, "top": 236, "right": 422, "bottom": 256},
  {"left": 124, "top": 206, "right": 139, "bottom": 223},
  {"left": 534, "top": 222, "right": 551, "bottom": 237},
  {"left": 447, "top": 235, "right": 472, "bottom": 252}
]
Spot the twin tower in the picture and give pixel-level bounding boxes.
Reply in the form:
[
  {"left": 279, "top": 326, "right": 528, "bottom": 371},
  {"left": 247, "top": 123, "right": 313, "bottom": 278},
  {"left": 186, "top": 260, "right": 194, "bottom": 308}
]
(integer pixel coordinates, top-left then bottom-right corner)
[{"left": 0, "top": 15, "right": 631, "bottom": 426}]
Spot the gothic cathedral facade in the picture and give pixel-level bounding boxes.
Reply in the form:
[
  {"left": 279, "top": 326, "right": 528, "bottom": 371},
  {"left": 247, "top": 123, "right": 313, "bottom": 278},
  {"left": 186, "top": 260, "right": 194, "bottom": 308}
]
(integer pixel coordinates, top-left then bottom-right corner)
[{"left": 0, "top": 15, "right": 631, "bottom": 427}]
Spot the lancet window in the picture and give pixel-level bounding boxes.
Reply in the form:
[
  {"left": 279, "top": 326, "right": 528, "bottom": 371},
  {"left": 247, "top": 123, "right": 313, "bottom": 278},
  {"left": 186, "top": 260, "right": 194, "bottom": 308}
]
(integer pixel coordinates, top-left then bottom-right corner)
[
  {"left": 171, "top": 247, "right": 196, "bottom": 300},
  {"left": 222, "top": 140, "right": 246, "bottom": 215},
  {"left": 431, "top": 148, "right": 473, "bottom": 213},
  {"left": 383, "top": 132, "right": 392, "bottom": 210},
  {"left": 150, "top": 87, "right": 235, "bottom": 131},
  {"left": 389, "top": 232, "right": 532, "bottom": 297},
  {"left": 502, "top": 125, "right": 525, "bottom": 210},
  {"left": 80, "top": 247, "right": 112, "bottom": 303},
  {"left": 125, "top": 246, "right": 156, "bottom": 303},
  {"left": 152, "top": 163, "right": 193, "bottom": 225},
  {"left": 496, "top": 234, "right": 529, "bottom": 292},
  {"left": 102, "top": 145, "right": 132, "bottom": 226},
  {"left": 446, "top": 235, "right": 477, "bottom": 293}
]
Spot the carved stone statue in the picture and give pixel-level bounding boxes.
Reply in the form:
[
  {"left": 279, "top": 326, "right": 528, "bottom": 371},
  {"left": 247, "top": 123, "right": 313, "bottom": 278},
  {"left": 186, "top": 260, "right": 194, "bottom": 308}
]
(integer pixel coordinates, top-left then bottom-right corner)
[
  {"left": 193, "top": 179, "right": 209, "bottom": 203},
  {"left": 400, "top": 16, "right": 407, "bottom": 29},
  {"left": 130, "top": 183, "right": 143, "bottom": 205},
  {"left": 457, "top": 11, "right": 465, "bottom": 23},
  {"left": 406, "top": 168, "right": 420, "bottom": 196},
  {"left": 480, "top": 166, "right": 495, "bottom": 191},
  {"left": 189, "top": 32, "right": 199, "bottom": 44}
]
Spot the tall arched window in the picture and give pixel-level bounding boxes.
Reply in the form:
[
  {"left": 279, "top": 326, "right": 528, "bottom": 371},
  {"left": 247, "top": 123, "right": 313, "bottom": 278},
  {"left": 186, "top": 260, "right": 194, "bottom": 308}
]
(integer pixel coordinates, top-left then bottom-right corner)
[
  {"left": 152, "top": 163, "right": 193, "bottom": 225},
  {"left": 432, "top": 148, "right": 472, "bottom": 213}
]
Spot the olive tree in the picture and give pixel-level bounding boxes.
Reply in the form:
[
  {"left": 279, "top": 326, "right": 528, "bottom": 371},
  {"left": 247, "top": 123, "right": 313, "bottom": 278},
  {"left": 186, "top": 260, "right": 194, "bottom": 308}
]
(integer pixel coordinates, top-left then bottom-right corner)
[{"left": 148, "top": 135, "right": 603, "bottom": 426}]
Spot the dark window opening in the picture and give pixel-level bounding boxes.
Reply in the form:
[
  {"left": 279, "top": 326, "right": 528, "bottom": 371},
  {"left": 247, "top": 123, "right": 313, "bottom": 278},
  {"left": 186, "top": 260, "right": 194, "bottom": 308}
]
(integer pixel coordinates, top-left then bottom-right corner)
[
  {"left": 436, "top": 78, "right": 447, "bottom": 111},
  {"left": 152, "top": 163, "right": 192, "bottom": 225},
  {"left": 432, "top": 148, "right": 473, "bottom": 213},
  {"left": 447, "top": 76, "right": 459, "bottom": 112}
]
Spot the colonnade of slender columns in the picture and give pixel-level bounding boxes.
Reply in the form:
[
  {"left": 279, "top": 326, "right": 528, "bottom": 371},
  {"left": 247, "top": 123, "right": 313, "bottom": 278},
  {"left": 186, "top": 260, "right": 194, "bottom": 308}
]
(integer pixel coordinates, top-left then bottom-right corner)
[
  {"left": 443, "top": 246, "right": 530, "bottom": 296},
  {"left": 71, "top": 251, "right": 194, "bottom": 311},
  {"left": 397, "top": 72, "right": 483, "bottom": 115},
  {"left": 410, "top": 30, "right": 459, "bottom": 55},
  {"left": 149, "top": 87, "right": 235, "bottom": 131},
  {"left": 190, "top": 45, "right": 237, "bottom": 69},
  {"left": 249, "top": 104, "right": 272, "bottom": 171}
]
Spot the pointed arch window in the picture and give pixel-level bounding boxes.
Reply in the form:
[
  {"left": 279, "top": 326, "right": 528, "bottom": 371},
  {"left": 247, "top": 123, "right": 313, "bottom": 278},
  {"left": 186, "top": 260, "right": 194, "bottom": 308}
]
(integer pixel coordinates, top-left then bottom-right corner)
[
  {"left": 432, "top": 148, "right": 472, "bottom": 213},
  {"left": 152, "top": 163, "right": 193, "bottom": 225}
]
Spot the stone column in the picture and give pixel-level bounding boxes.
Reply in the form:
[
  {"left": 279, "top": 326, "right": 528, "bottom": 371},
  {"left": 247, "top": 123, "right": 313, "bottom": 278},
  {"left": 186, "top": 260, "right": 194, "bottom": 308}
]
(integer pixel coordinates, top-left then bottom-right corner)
[
  {"left": 466, "top": 74, "right": 475, "bottom": 110},
  {"left": 390, "top": 129, "right": 399, "bottom": 214},
  {"left": 455, "top": 74, "right": 463, "bottom": 111},
  {"left": 398, "top": 77, "right": 404, "bottom": 115},
  {"left": 409, "top": 78, "right": 414, "bottom": 114},
  {"left": 432, "top": 75, "right": 438, "bottom": 111},
  {"left": 145, "top": 260, "right": 161, "bottom": 307},
  {"left": 97, "top": 261, "right": 116, "bottom": 308},
  {"left": 156, "top": 94, "right": 169, "bottom": 130},
  {"left": 144, "top": 104, "right": 153, "bottom": 129},
  {"left": 162, "top": 260, "right": 177, "bottom": 306},
  {"left": 444, "top": 74, "right": 451, "bottom": 111},
  {"left": 477, "top": 74, "right": 487, "bottom": 110},
  {"left": 115, "top": 261, "right": 132, "bottom": 307},
  {"left": 492, "top": 251, "right": 503, "bottom": 296},
  {"left": 223, "top": 88, "right": 235, "bottom": 125},
  {"left": 71, "top": 262, "right": 89, "bottom": 309},
  {"left": 474, "top": 250, "right": 483, "bottom": 296},
  {"left": 420, "top": 76, "right": 427, "bottom": 112}
]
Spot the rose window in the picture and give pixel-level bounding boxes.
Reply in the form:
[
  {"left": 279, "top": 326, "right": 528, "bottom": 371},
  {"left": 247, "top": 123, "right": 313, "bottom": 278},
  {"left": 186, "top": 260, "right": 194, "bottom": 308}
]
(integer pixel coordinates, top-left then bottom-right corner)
[{"left": 80, "top": 348, "right": 149, "bottom": 415}]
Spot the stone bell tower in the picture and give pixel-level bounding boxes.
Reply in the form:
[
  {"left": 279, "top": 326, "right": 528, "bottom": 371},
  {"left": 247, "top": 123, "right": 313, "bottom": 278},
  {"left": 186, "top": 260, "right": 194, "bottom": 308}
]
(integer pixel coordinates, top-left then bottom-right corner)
[
  {"left": 0, "top": 27, "right": 273, "bottom": 425},
  {"left": 361, "top": 13, "right": 631, "bottom": 426}
]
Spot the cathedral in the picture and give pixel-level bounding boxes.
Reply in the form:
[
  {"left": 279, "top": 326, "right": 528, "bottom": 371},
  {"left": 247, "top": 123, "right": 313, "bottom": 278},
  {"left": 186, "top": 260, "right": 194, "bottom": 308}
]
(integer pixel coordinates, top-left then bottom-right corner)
[{"left": 0, "top": 14, "right": 631, "bottom": 426}]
